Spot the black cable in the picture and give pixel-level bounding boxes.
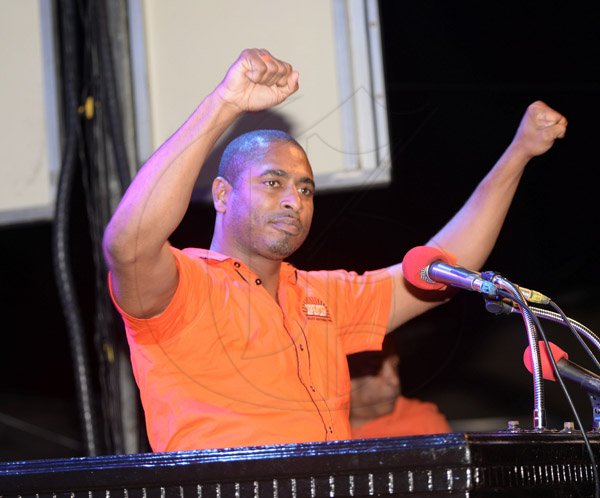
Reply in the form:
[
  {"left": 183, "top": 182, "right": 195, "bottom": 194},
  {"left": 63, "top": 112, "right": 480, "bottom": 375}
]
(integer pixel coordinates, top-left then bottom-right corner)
[
  {"left": 548, "top": 300, "right": 600, "bottom": 372},
  {"left": 499, "top": 289, "right": 600, "bottom": 498},
  {"left": 92, "top": 0, "right": 132, "bottom": 191},
  {"left": 76, "top": 0, "right": 128, "bottom": 454},
  {"left": 78, "top": 90, "right": 120, "bottom": 453},
  {"left": 52, "top": 0, "right": 99, "bottom": 456}
]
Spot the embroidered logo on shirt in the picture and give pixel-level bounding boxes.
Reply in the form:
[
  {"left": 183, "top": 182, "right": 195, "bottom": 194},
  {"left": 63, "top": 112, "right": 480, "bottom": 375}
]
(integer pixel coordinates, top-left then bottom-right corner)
[{"left": 303, "top": 297, "right": 332, "bottom": 321}]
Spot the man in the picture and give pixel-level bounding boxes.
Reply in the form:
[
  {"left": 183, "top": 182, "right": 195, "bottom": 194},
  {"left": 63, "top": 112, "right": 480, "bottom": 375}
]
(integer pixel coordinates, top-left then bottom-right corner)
[
  {"left": 102, "top": 48, "right": 567, "bottom": 452},
  {"left": 348, "top": 335, "right": 451, "bottom": 439}
]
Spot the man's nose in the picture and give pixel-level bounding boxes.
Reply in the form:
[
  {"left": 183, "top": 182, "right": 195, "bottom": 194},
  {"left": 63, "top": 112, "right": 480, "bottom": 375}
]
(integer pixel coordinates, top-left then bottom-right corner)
[
  {"left": 280, "top": 186, "right": 301, "bottom": 210},
  {"left": 381, "top": 361, "right": 400, "bottom": 388}
]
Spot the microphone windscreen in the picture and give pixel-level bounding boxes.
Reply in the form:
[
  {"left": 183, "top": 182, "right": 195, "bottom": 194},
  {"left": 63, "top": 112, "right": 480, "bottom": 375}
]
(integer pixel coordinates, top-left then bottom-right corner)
[
  {"left": 523, "top": 341, "right": 569, "bottom": 381},
  {"left": 402, "top": 246, "right": 457, "bottom": 290}
]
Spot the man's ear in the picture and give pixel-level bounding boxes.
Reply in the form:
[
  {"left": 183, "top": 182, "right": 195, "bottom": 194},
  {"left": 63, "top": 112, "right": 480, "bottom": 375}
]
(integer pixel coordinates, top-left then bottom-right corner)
[{"left": 212, "top": 176, "right": 232, "bottom": 213}]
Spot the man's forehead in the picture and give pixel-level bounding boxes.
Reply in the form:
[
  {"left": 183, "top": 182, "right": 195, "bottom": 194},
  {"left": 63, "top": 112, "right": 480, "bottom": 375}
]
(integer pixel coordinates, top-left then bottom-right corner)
[
  {"left": 252, "top": 143, "right": 314, "bottom": 178},
  {"left": 263, "top": 140, "right": 308, "bottom": 160}
]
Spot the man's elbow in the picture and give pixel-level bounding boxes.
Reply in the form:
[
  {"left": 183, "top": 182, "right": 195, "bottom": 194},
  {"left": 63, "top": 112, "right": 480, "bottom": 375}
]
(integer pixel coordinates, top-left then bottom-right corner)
[{"left": 102, "top": 222, "right": 135, "bottom": 269}]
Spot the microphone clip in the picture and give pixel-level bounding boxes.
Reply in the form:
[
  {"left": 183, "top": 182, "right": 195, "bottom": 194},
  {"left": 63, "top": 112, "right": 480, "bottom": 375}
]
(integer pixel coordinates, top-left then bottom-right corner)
[{"left": 483, "top": 296, "right": 516, "bottom": 315}]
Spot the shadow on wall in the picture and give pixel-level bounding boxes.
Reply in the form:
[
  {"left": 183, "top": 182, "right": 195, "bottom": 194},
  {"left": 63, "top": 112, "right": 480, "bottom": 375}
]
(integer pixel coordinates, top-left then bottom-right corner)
[{"left": 191, "top": 110, "right": 294, "bottom": 203}]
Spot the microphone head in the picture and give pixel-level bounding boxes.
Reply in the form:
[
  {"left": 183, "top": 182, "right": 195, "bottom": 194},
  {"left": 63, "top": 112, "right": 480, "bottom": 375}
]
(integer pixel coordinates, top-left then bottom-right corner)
[
  {"left": 402, "top": 246, "right": 457, "bottom": 290},
  {"left": 523, "top": 341, "right": 569, "bottom": 382}
]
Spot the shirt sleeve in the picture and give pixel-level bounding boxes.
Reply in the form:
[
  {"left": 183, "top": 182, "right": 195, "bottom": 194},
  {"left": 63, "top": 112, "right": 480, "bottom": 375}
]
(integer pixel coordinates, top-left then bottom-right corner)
[{"left": 107, "top": 247, "right": 208, "bottom": 344}]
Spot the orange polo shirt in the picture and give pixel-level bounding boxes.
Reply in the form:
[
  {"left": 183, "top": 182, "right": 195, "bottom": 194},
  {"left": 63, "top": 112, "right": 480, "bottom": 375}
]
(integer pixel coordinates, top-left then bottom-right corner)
[
  {"left": 110, "top": 247, "right": 393, "bottom": 452},
  {"left": 351, "top": 396, "right": 452, "bottom": 439}
]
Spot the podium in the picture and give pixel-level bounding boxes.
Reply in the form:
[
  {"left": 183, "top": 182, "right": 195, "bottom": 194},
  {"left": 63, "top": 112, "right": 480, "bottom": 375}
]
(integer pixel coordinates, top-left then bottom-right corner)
[{"left": 1, "top": 431, "right": 599, "bottom": 497}]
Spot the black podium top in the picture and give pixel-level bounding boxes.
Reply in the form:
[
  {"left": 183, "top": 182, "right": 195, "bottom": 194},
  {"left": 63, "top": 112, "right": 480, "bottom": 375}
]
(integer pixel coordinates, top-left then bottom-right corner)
[{"left": 1, "top": 431, "right": 599, "bottom": 497}]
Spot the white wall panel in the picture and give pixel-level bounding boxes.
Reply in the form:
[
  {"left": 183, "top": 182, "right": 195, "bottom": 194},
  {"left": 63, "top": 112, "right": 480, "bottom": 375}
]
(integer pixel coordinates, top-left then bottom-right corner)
[
  {"left": 129, "top": 0, "right": 390, "bottom": 198},
  {"left": 0, "top": 0, "right": 60, "bottom": 225}
]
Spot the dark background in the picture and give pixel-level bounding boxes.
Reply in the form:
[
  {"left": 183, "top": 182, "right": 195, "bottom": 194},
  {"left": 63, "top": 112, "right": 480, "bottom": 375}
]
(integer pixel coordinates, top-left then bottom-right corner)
[{"left": 2, "top": 1, "right": 600, "bottom": 461}]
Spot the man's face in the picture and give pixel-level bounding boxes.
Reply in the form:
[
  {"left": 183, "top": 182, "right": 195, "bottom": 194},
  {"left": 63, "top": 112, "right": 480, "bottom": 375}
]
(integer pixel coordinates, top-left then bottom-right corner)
[
  {"left": 352, "top": 355, "right": 401, "bottom": 409},
  {"left": 225, "top": 141, "right": 315, "bottom": 261}
]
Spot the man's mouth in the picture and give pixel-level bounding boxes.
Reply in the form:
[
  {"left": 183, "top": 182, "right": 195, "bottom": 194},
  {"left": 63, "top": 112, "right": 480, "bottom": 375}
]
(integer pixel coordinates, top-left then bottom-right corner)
[{"left": 270, "top": 216, "right": 302, "bottom": 235}]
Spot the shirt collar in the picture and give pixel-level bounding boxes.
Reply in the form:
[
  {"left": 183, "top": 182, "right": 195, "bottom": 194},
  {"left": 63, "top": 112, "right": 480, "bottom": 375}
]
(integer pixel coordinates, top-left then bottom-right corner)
[
  {"left": 181, "top": 247, "right": 298, "bottom": 283},
  {"left": 181, "top": 247, "right": 229, "bottom": 261}
]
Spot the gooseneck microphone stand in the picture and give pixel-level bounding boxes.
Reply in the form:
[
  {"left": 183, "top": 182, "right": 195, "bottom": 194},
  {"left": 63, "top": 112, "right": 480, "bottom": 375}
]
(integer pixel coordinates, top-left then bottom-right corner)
[
  {"left": 483, "top": 273, "right": 547, "bottom": 430},
  {"left": 511, "top": 305, "right": 600, "bottom": 431},
  {"left": 480, "top": 269, "right": 600, "bottom": 498}
]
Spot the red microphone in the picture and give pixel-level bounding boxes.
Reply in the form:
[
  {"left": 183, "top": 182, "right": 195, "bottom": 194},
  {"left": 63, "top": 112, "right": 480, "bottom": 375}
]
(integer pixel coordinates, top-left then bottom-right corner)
[
  {"left": 401, "top": 246, "right": 458, "bottom": 290},
  {"left": 402, "top": 246, "right": 498, "bottom": 295},
  {"left": 523, "top": 341, "right": 600, "bottom": 395},
  {"left": 523, "top": 341, "right": 568, "bottom": 381}
]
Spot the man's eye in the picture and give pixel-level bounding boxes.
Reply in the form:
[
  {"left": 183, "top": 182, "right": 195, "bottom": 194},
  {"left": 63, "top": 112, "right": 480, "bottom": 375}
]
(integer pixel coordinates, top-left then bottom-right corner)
[
  {"left": 264, "top": 180, "right": 280, "bottom": 187},
  {"left": 299, "top": 187, "right": 314, "bottom": 197}
]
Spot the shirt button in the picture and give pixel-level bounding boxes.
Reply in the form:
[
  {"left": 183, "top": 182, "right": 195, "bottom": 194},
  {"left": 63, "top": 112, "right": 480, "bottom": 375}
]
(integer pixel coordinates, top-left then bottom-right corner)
[
  {"left": 234, "top": 262, "right": 241, "bottom": 268},
  {"left": 328, "top": 426, "right": 333, "bottom": 433},
  {"left": 255, "top": 278, "right": 262, "bottom": 285},
  {"left": 299, "top": 344, "right": 304, "bottom": 351},
  {"left": 310, "top": 385, "right": 316, "bottom": 392}
]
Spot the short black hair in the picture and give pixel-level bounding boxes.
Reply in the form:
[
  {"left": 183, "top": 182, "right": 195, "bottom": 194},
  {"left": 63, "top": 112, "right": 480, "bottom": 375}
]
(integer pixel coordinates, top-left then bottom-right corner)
[{"left": 218, "top": 129, "right": 303, "bottom": 187}]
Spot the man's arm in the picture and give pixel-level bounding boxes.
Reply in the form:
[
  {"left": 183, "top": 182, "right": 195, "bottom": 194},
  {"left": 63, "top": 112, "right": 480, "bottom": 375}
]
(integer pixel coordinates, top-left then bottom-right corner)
[
  {"left": 102, "top": 49, "right": 299, "bottom": 318},
  {"left": 386, "top": 100, "right": 568, "bottom": 331}
]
